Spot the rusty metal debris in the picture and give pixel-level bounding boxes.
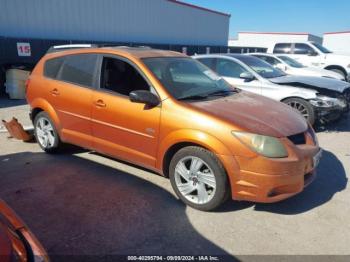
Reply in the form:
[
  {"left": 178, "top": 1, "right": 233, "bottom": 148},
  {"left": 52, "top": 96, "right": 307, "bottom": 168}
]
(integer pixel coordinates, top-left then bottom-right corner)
[{"left": 2, "top": 118, "right": 33, "bottom": 142}]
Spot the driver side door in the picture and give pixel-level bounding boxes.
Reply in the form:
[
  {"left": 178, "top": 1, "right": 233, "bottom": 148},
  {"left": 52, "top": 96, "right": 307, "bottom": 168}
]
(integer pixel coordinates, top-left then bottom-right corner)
[{"left": 91, "top": 55, "right": 161, "bottom": 168}]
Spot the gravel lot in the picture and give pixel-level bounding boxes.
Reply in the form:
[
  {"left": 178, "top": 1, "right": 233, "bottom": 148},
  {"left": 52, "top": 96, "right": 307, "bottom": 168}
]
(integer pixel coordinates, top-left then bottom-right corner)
[{"left": 0, "top": 97, "right": 349, "bottom": 261}]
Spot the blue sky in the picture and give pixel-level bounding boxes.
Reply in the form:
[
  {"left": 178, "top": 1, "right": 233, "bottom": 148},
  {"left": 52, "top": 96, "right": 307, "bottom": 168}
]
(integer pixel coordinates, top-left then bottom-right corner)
[{"left": 185, "top": 0, "right": 350, "bottom": 39}]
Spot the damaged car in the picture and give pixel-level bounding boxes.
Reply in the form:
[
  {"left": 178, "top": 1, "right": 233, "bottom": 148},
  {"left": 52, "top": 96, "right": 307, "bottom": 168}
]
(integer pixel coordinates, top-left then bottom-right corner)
[{"left": 193, "top": 54, "right": 350, "bottom": 125}]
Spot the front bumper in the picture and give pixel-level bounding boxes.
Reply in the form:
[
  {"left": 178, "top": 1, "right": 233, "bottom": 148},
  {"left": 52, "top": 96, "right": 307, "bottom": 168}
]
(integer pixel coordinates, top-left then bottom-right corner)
[
  {"left": 233, "top": 167, "right": 317, "bottom": 203},
  {"left": 314, "top": 104, "right": 347, "bottom": 123},
  {"left": 0, "top": 200, "right": 49, "bottom": 262},
  {"left": 222, "top": 133, "right": 321, "bottom": 203}
]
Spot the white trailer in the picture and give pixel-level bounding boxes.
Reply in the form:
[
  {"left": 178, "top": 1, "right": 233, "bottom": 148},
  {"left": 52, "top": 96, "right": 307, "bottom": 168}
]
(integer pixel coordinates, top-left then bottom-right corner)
[
  {"left": 323, "top": 31, "right": 350, "bottom": 54},
  {"left": 228, "top": 32, "right": 323, "bottom": 48}
]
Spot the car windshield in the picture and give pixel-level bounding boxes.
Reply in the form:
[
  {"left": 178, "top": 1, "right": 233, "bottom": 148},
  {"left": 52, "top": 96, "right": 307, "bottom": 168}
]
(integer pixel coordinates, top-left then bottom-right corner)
[
  {"left": 235, "top": 56, "right": 286, "bottom": 79},
  {"left": 278, "top": 56, "right": 305, "bottom": 68},
  {"left": 142, "top": 57, "right": 236, "bottom": 100},
  {"left": 312, "top": 43, "right": 332, "bottom": 54}
]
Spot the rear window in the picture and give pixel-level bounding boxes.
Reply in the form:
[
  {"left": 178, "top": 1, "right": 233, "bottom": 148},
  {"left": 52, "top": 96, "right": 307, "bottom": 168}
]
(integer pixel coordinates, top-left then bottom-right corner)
[
  {"left": 58, "top": 54, "right": 98, "bottom": 88},
  {"left": 273, "top": 43, "right": 292, "bottom": 54},
  {"left": 294, "top": 43, "right": 315, "bottom": 55},
  {"left": 44, "top": 57, "right": 64, "bottom": 79}
]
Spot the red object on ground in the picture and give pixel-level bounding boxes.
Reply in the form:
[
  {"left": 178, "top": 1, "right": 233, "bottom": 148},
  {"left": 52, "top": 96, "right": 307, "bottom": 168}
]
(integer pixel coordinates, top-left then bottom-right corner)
[{"left": 2, "top": 118, "right": 32, "bottom": 142}]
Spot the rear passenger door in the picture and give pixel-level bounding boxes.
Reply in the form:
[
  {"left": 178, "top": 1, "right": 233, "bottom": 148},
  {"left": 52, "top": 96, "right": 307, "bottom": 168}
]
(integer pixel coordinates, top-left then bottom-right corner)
[
  {"left": 91, "top": 55, "right": 161, "bottom": 168},
  {"left": 46, "top": 53, "right": 98, "bottom": 148}
]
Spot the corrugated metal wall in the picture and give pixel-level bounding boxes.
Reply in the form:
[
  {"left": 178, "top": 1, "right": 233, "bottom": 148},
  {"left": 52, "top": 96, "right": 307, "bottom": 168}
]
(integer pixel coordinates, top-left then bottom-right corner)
[{"left": 0, "top": 0, "right": 229, "bottom": 46}]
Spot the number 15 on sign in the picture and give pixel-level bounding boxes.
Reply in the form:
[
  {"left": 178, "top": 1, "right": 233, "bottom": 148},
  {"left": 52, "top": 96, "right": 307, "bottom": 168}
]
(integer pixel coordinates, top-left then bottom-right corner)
[{"left": 17, "top": 43, "right": 31, "bottom": 57}]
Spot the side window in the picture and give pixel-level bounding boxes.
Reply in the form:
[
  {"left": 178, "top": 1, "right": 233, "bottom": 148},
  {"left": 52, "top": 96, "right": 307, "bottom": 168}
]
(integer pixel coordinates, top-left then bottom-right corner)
[
  {"left": 294, "top": 43, "right": 315, "bottom": 55},
  {"left": 59, "top": 54, "right": 98, "bottom": 88},
  {"left": 44, "top": 57, "right": 64, "bottom": 79},
  {"left": 216, "top": 59, "right": 248, "bottom": 78},
  {"left": 100, "top": 57, "right": 150, "bottom": 96},
  {"left": 197, "top": 58, "right": 216, "bottom": 70},
  {"left": 273, "top": 43, "right": 292, "bottom": 54},
  {"left": 255, "top": 56, "right": 280, "bottom": 66}
]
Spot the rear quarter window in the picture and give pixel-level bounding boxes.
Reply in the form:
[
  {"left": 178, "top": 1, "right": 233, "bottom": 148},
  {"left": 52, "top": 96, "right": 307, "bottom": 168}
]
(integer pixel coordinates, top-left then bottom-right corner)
[
  {"left": 44, "top": 57, "right": 64, "bottom": 79},
  {"left": 273, "top": 43, "right": 292, "bottom": 54},
  {"left": 58, "top": 54, "right": 98, "bottom": 88}
]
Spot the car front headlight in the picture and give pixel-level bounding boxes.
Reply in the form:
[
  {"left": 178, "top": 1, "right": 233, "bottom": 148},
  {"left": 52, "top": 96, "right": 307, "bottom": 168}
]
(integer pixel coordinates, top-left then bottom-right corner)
[
  {"left": 232, "top": 131, "right": 288, "bottom": 158},
  {"left": 309, "top": 95, "right": 346, "bottom": 108}
]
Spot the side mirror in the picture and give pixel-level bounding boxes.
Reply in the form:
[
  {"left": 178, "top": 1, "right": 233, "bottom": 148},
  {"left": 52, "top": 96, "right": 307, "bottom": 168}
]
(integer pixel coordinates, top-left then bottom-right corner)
[
  {"left": 129, "top": 90, "right": 160, "bottom": 107},
  {"left": 239, "top": 72, "right": 255, "bottom": 82},
  {"left": 274, "top": 63, "right": 287, "bottom": 72}
]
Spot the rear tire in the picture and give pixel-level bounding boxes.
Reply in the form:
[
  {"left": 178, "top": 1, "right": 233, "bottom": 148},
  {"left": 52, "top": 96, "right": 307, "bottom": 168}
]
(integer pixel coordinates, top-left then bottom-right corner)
[
  {"left": 283, "top": 97, "right": 316, "bottom": 125},
  {"left": 169, "top": 146, "right": 229, "bottom": 211},
  {"left": 34, "top": 111, "right": 62, "bottom": 153}
]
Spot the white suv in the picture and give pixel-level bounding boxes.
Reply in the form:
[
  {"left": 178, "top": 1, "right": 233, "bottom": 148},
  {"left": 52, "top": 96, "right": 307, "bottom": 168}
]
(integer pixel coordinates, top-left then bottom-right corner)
[{"left": 267, "top": 42, "right": 350, "bottom": 81}]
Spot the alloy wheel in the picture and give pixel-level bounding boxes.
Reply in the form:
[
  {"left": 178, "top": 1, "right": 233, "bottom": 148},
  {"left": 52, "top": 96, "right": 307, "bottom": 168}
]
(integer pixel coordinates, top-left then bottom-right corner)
[
  {"left": 174, "top": 156, "right": 216, "bottom": 205},
  {"left": 287, "top": 100, "right": 309, "bottom": 119},
  {"left": 35, "top": 117, "right": 56, "bottom": 149}
]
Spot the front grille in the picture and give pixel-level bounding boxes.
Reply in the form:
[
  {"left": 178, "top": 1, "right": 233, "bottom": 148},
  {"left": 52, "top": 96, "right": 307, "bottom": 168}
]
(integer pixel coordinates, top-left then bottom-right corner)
[{"left": 288, "top": 132, "right": 306, "bottom": 145}]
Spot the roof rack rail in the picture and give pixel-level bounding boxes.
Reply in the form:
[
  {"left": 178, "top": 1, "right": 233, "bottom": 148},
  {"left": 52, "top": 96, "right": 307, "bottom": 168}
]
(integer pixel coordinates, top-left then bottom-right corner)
[
  {"left": 99, "top": 44, "right": 152, "bottom": 49},
  {"left": 46, "top": 44, "right": 97, "bottom": 54}
]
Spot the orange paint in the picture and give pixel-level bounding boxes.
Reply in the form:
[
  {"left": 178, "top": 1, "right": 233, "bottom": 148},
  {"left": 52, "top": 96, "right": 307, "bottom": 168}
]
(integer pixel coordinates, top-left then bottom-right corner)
[{"left": 27, "top": 47, "right": 320, "bottom": 204}]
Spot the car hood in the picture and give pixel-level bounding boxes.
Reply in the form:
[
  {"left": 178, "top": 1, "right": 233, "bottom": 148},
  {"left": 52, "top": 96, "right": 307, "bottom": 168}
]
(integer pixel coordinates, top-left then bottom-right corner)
[
  {"left": 269, "top": 75, "right": 350, "bottom": 95},
  {"left": 302, "top": 67, "right": 344, "bottom": 80},
  {"left": 189, "top": 91, "right": 307, "bottom": 138}
]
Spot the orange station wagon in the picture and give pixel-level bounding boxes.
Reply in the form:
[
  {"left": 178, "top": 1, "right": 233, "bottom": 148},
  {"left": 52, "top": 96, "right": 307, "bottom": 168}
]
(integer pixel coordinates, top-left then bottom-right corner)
[{"left": 26, "top": 46, "right": 322, "bottom": 211}]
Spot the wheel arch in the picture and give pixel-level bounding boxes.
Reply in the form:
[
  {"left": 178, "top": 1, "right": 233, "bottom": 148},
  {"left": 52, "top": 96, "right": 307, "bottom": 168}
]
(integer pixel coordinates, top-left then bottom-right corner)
[
  {"left": 324, "top": 65, "right": 347, "bottom": 77},
  {"left": 281, "top": 96, "right": 310, "bottom": 103},
  {"left": 157, "top": 130, "right": 233, "bottom": 178},
  {"left": 30, "top": 98, "right": 61, "bottom": 130}
]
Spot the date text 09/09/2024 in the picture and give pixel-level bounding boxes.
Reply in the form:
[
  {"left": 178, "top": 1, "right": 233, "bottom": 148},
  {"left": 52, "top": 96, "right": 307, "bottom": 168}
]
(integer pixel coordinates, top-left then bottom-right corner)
[{"left": 127, "top": 256, "right": 220, "bottom": 261}]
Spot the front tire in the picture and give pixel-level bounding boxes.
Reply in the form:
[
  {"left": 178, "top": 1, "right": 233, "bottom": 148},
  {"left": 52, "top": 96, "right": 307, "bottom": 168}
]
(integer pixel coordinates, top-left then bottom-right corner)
[
  {"left": 169, "top": 146, "right": 229, "bottom": 211},
  {"left": 34, "top": 112, "right": 62, "bottom": 153},
  {"left": 283, "top": 98, "right": 316, "bottom": 125}
]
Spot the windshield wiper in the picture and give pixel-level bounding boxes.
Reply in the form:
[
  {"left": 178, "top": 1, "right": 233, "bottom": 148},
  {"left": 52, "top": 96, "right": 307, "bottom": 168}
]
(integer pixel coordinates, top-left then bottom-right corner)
[
  {"left": 178, "top": 89, "right": 238, "bottom": 101},
  {"left": 206, "top": 89, "right": 238, "bottom": 97},
  {"left": 177, "top": 94, "right": 209, "bottom": 101}
]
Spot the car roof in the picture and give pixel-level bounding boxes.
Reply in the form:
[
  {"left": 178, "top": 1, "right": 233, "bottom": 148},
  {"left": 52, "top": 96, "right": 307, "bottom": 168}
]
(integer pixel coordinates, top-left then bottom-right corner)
[
  {"left": 194, "top": 53, "right": 257, "bottom": 60},
  {"left": 249, "top": 53, "right": 274, "bottom": 56}
]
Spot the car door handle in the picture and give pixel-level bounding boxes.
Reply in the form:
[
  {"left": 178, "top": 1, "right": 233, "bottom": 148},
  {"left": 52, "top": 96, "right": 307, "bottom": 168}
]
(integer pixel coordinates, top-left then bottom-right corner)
[
  {"left": 50, "top": 88, "right": 60, "bottom": 96},
  {"left": 94, "top": 99, "right": 106, "bottom": 108}
]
